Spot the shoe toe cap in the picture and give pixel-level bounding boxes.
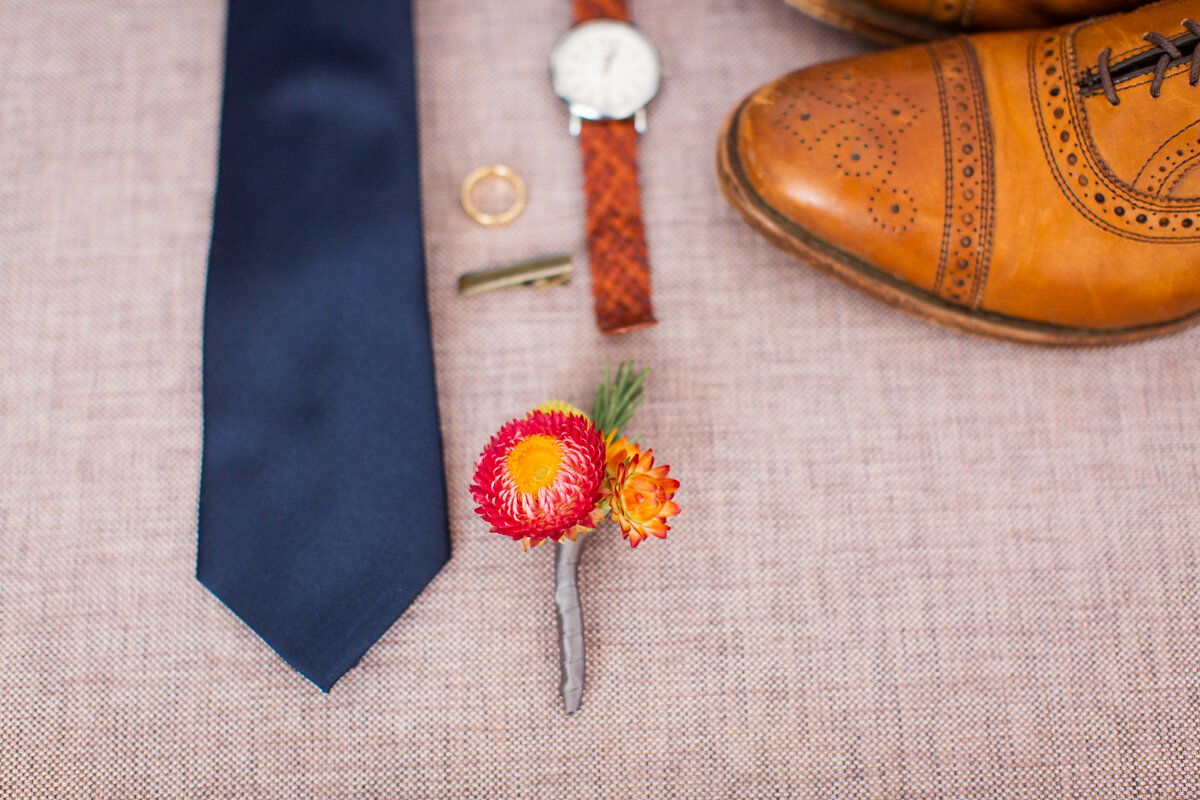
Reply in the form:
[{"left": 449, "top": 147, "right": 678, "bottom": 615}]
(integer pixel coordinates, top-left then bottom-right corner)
[{"left": 731, "top": 45, "right": 953, "bottom": 296}]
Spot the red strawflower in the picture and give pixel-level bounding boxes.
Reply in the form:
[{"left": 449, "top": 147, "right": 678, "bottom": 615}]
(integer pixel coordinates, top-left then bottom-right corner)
[{"left": 471, "top": 410, "right": 607, "bottom": 546}]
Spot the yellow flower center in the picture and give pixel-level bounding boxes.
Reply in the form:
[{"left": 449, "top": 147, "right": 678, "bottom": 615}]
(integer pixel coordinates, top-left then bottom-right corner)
[{"left": 506, "top": 434, "right": 563, "bottom": 494}]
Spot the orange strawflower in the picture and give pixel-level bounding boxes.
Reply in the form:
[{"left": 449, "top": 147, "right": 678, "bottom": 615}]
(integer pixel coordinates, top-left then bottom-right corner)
[
  {"left": 605, "top": 441, "right": 680, "bottom": 548},
  {"left": 471, "top": 410, "right": 607, "bottom": 546},
  {"left": 604, "top": 433, "right": 636, "bottom": 473}
]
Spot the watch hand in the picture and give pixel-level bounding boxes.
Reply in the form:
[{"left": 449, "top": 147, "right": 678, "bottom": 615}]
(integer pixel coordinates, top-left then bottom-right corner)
[{"left": 602, "top": 46, "right": 616, "bottom": 74}]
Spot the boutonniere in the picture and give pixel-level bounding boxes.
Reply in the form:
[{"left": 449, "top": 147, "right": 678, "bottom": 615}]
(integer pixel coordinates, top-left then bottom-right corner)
[{"left": 470, "top": 362, "right": 680, "bottom": 713}]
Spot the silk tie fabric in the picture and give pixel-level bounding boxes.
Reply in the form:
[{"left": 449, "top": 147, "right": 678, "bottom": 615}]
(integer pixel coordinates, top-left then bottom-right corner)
[{"left": 197, "top": 0, "right": 449, "bottom": 691}]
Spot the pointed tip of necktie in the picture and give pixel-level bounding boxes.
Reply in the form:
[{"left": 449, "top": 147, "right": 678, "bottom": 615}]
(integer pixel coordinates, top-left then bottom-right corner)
[{"left": 197, "top": 543, "right": 450, "bottom": 692}]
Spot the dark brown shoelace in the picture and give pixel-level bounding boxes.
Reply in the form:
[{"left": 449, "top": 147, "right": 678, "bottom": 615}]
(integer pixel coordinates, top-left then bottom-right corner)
[{"left": 1096, "top": 18, "right": 1200, "bottom": 105}]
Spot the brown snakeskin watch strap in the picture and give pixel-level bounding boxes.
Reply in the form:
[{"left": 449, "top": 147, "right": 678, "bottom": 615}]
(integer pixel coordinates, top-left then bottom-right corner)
[
  {"left": 578, "top": 119, "right": 655, "bottom": 334},
  {"left": 573, "top": 0, "right": 656, "bottom": 334}
]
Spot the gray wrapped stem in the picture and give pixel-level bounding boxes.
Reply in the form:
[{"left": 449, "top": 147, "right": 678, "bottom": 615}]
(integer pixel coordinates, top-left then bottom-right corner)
[{"left": 554, "top": 534, "right": 587, "bottom": 714}]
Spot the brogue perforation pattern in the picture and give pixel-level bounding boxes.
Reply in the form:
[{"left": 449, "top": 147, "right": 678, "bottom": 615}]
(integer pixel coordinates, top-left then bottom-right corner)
[
  {"left": 928, "top": 38, "right": 995, "bottom": 308},
  {"left": 926, "top": 0, "right": 975, "bottom": 27},
  {"left": 1030, "top": 31, "right": 1200, "bottom": 241},
  {"left": 770, "top": 62, "right": 928, "bottom": 236},
  {"left": 1134, "top": 120, "right": 1200, "bottom": 197}
]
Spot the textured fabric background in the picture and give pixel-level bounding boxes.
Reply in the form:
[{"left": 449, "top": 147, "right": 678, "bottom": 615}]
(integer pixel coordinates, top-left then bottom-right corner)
[{"left": 3, "top": 0, "right": 1200, "bottom": 797}]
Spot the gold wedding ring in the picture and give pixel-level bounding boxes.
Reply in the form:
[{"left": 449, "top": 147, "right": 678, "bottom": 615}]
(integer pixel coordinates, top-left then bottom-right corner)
[{"left": 460, "top": 164, "right": 527, "bottom": 227}]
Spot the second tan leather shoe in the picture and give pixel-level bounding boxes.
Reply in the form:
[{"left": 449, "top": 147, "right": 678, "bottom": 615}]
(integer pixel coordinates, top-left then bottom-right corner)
[
  {"left": 718, "top": 0, "right": 1200, "bottom": 345},
  {"left": 786, "top": 0, "right": 1145, "bottom": 44}
]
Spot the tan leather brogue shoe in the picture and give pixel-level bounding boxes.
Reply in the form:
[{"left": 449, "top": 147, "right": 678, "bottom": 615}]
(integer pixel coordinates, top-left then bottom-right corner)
[
  {"left": 786, "top": 0, "right": 1144, "bottom": 45},
  {"left": 718, "top": 0, "right": 1200, "bottom": 345}
]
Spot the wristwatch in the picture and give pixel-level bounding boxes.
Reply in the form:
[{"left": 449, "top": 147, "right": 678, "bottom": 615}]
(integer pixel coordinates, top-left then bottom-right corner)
[{"left": 550, "top": 1, "right": 662, "bottom": 335}]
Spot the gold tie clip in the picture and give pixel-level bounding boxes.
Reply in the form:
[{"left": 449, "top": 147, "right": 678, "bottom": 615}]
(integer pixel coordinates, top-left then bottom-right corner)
[{"left": 457, "top": 252, "right": 573, "bottom": 296}]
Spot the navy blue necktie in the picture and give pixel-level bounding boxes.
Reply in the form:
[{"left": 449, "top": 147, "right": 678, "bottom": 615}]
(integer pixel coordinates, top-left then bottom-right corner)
[{"left": 197, "top": 0, "right": 449, "bottom": 691}]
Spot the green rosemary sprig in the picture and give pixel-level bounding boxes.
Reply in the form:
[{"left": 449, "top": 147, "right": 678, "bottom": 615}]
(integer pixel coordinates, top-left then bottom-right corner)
[{"left": 590, "top": 361, "right": 649, "bottom": 440}]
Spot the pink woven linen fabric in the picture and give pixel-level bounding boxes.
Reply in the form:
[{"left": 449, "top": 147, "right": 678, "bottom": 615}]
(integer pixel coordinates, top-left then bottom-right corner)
[{"left": 3, "top": 0, "right": 1200, "bottom": 796}]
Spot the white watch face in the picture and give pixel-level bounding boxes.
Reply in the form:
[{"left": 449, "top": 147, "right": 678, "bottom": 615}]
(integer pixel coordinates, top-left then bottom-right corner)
[{"left": 550, "top": 20, "right": 662, "bottom": 122}]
